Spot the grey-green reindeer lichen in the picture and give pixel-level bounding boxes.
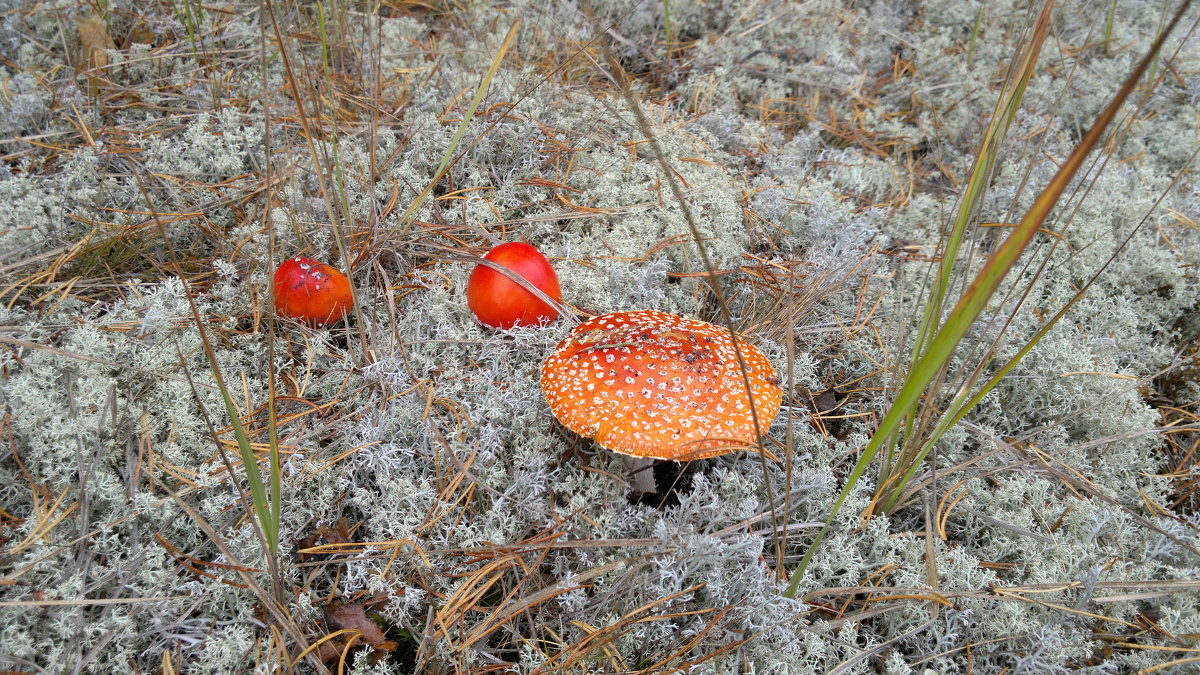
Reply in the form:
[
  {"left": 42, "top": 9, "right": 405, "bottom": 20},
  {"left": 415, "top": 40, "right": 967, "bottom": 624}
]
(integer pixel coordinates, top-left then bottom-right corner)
[{"left": 2, "top": 0, "right": 1199, "bottom": 673}]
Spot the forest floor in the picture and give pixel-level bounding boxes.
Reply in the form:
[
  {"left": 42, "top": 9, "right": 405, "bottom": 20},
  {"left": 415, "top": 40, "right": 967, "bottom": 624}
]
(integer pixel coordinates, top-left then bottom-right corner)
[{"left": 2, "top": 0, "right": 1199, "bottom": 673}]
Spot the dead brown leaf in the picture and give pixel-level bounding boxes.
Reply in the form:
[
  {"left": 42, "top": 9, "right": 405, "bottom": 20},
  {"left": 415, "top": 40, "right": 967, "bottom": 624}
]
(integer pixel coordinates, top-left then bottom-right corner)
[
  {"left": 325, "top": 603, "right": 394, "bottom": 651},
  {"left": 326, "top": 604, "right": 387, "bottom": 645},
  {"left": 76, "top": 15, "right": 114, "bottom": 94},
  {"left": 297, "top": 518, "right": 356, "bottom": 560},
  {"left": 122, "top": 21, "right": 155, "bottom": 48},
  {"left": 316, "top": 603, "right": 398, "bottom": 665}
]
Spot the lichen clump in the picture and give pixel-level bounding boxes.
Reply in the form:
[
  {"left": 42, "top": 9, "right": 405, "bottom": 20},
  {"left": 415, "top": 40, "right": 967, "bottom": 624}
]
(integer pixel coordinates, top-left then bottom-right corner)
[{"left": 2, "top": 0, "right": 1199, "bottom": 673}]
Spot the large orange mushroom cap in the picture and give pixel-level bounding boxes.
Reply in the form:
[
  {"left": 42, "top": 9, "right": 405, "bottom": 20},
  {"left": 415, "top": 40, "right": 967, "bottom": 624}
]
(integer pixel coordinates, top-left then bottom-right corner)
[{"left": 540, "top": 310, "right": 783, "bottom": 461}]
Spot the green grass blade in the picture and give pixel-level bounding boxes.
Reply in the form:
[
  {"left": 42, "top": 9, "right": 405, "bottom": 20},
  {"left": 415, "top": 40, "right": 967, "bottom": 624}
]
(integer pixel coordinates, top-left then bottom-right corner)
[
  {"left": 896, "top": 4, "right": 1052, "bottom": 459},
  {"left": 267, "top": 359, "right": 281, "bottom": 558},
  {"left": 184, "top": 295, "right": 279, "bottom": 553},
  {"left": 317, "top": 0, "right": 330, "bottom": 74},
  {"left": 211, "top": 368, "right": 277, "bottom": 552},
  {"left": 882, "top": 139, "right": 1200, "bottom": 512},
  {"left": 662, "top": 0, "right": 672, "bottom": 45},
  {"left": 876, "top": 0, "right": 1179, "bottom": 507},
  {"left": 784, "top": 0, "right": 1187, "bottom": 597},
  {"left": 908, "top": 3, "right": 1051, "bottom": 373},
  {"left": 967, "top": 5, "right": 986, "bottom": 66},
  {"left": 395, "top": 20, "right": 520, "bottom": 236},
  {"left": 1105, "top": 0, "right": 1118, "bottom": 53}
]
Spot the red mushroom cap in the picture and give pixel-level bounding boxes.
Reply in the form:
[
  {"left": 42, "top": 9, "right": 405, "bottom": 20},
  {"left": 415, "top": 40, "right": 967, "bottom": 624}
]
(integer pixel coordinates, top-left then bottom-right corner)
[
  {"left": 540, "top": 310, "right": 782, "bottom": 460},
  {"left": 272, "top": 256, "right": 354, "bottom": 327},
  {"left": 466, "top": 242, "right": 562, "bottom": 329}
]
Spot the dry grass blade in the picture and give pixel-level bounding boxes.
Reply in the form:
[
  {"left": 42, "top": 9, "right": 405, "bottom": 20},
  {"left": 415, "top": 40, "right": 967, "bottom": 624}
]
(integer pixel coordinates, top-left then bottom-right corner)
[
  {"left": 3, "top": 485, "right": 76, "bottom": 556},
  {"left": 431, "top": 556, "right": 640, "bottom": 664},
  {"left": 601, "top": 45, "right": 785, "bottom": 576},
  {"left": 828, "top": 618, "right": 938, "bottom": 675},
  {"left": 262, "top": 0, "right": 371, "bottom": 359},
  {"left": 530, "top": 583, "right": 714, "bottom": 672}
]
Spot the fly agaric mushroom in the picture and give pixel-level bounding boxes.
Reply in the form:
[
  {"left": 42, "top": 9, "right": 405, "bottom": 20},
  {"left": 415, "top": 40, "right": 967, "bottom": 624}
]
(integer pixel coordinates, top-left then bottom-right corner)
[
  {"left": 272, "top": 256, "right": 354, "bottom": 327},
  {"left": 541, "top": 310, "right": 782, "bottom": 461}
]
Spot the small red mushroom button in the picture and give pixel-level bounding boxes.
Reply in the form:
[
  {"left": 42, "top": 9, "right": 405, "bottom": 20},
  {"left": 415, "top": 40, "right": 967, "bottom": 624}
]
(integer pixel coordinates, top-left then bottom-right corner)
[
  {"left": 466, "top": 242, "right": 562, "bottom": 329},
  {"left": 272, "top": 256, "right": 353, "bottom": 327}
]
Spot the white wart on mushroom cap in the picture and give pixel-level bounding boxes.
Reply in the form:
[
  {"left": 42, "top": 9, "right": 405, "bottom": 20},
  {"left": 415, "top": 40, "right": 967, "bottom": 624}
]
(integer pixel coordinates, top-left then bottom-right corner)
[{"left": 540, "top": 310, "right": 783, "bottom": 460}]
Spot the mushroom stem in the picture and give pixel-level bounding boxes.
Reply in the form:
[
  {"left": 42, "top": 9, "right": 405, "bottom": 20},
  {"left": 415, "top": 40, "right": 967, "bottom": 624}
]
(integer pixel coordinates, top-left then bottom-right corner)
[{"left": 621, "top": 456, "right": 658, "bottom": 494}]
